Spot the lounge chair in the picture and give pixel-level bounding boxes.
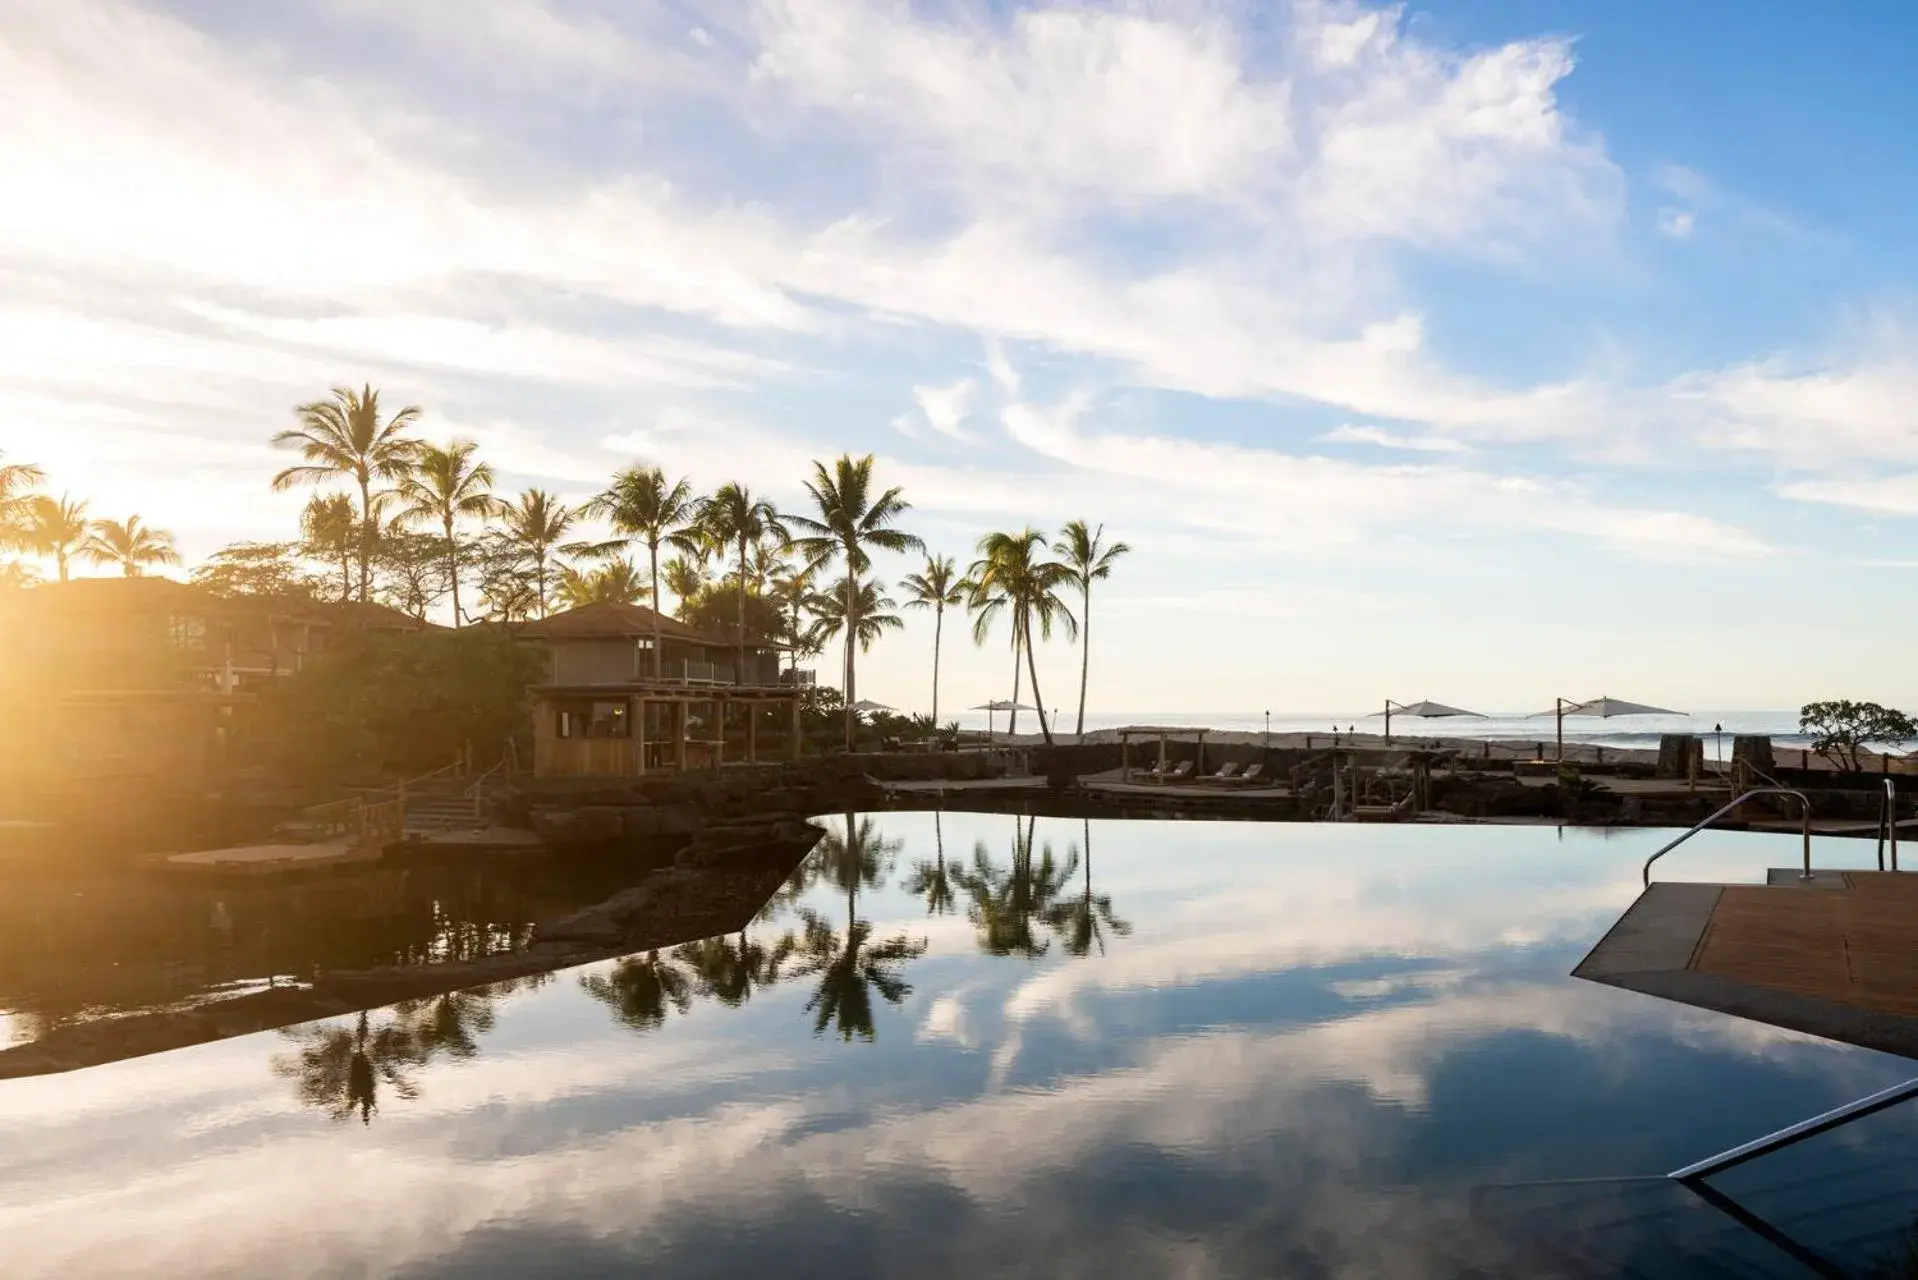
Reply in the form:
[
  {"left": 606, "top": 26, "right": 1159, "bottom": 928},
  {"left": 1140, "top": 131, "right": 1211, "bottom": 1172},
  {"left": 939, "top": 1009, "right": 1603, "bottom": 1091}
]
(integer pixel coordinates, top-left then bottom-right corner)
[
  {"left": 1200, "top": 762, "right": 1241, "bottom": 783},
  {"left": 1163, "top": 760, "right": 1194, "bottom": 782},
  {"left": 1228, "top": 763, "right": 1266, "bottom": 786}
]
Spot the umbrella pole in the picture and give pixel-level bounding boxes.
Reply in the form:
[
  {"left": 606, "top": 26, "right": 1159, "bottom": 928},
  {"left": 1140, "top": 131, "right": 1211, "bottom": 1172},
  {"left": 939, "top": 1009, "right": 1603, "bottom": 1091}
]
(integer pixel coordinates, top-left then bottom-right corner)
[
  {"left": 1384, "top": 700, "right": 1392, "bottom": 747},
  {"left": 1556, "top": 700, "right": 1565, "bottom": 763}
]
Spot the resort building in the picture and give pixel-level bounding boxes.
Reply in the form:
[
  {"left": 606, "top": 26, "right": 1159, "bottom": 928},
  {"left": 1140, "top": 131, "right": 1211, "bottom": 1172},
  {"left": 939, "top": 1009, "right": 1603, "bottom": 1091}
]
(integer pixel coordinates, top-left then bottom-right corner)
[
  {"left": 0, "top": 578, "right": 431, "bottom": 796},
  {"left": 515, "top": 602, "right": 809, "bottom": 777}
]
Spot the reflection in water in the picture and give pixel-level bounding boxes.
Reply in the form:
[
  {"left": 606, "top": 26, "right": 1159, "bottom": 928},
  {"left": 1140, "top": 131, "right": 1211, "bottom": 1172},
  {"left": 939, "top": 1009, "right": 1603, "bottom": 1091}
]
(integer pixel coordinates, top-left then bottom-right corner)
[
  {"left": 902, "top": 810, "right": 958, "bottom": 917},
  {"left": 790, "top": 911, "right": 927, "bottom": 1042},
  {"left": 953, "top": 814, "right": 1075, "bottom": 958},
  {"left": 1049, "top": 818, "right": 1132, "bottom": 958},
  {"left": 581, "top": 952, "right": 696, "bottom": 1033}
]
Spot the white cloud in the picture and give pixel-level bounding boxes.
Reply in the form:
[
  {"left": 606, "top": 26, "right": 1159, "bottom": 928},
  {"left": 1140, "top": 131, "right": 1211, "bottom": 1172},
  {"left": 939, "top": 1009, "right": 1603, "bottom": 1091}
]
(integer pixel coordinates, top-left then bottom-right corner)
[
  {"left": 1657, "top": 207, "right": 1696, "bottom": 239},
  {"left": 1319, "top": 424, "right": 1471, "bottom": 453},
  {"left": 1778, "top": 473, "right": 1918, "bottom": 516},
  {"left": 910, "top": 379, "right": 977, "bottom": 444}
]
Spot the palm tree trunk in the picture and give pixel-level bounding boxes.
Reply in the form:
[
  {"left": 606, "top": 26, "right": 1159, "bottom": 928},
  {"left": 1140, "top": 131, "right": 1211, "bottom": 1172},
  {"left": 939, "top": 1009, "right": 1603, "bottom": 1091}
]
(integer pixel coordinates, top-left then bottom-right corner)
[
  {"left": 57, "top": 552, "right": 68, "bottom": 582},
  {"left": 736, "top": 534, "right": 748, "bottom": 685},
  {"left": 1075, "top": 583, "right": 1091, "bottom": 742},
  {"left": 357, "top": 477, "right": 373, "bottom": 607},
  {"left": 1009, "top": 633, "right": 1022, "bottom": 737},
  {"left": 535, "top": 549, "right": 548, "bottom": 618},
  {"left": 339, "top": 553, "right": 351, "bottom": 604},
  {"left": 648, "top": 538, "right": 662, "bottom": 678},
  {"left": 1024, "top": 616, "right": 1052, "bottom": 744},
  {"left": 842, "top": 574, "right": 856, "bottom": 751},
  {"left": 445, "top": 515, "right": 461, "bottom": 626},
  {"left": 931, "top": 603, "right": 943, "bottom": 726}
]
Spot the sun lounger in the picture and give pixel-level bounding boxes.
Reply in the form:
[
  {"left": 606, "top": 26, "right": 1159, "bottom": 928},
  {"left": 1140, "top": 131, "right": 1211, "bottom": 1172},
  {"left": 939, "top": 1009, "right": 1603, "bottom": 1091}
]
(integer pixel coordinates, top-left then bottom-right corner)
[
  {"left": 1199, "top": 762, "right": 1241, "bottom": 783},
  {"left": 1227, "top": 763, "right": 1266, "bottom": 786},
  {"left": 1162, "top": 760, "right": 1194, "bottom": 782}
]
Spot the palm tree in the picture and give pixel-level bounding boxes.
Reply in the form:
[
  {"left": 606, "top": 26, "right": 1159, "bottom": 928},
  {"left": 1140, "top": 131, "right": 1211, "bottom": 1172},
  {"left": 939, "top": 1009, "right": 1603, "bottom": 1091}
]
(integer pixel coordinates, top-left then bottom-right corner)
[
  {"left": 968, "top": 529, "right": 1077, "bottom": 745},
  {"left": 555, "top": 560, "right": 647, "bottom": 609},
  {"left": 770, "top": 560, "right": 819, "bottom": 676},
  {"left": 497, "top": 489, "right": 576, "bottom": 617},
  {"left": 270, "top": 384, "right": 423, "bottom": 604},
  {"left": 0, "top": 452, "right": 43, "bottom": 550},
  {"left": 271, "top": 1010, "right": 422, "bottom": 1125},
  {"left": 806, "top": 577, "right": 903, "bottom": 701},
  {"left": 674, "top": 926, "right": 795, "bottom": 1008},
  {"left": 299, "top": 493, "right": 358, "bottom": 603},
  {"left": 82, "top": 515, "right": 181, "bottom": 577},
  {"left": 787, "top": 454, "right": 923, "bottom": 750},
  {"left": 1054, "top": 521, "right": 1131, "bottom": 741},
  {"left": 580, "top": 466, "right": 702, "bottom": 677},
  {"left": 699, "top": 482, "right": 787, "bottom": 684},
  {"left": 900, "top": 554, "right": 965, "bottom": 726},
  {"left": 26, "top": 495, "right": 89, "bottom": 581},
  {"left": 395, "top": 439, "right": 503, "bottom": 625},
  {"left": 661, "top": 554, "right": 704, "bottom": 616},
  {"left": 580, "top": 952, "right": 695, "bottom": 1032},
  {"left": 1046, "top": 818, "right": 1132, "bottom": 957}
]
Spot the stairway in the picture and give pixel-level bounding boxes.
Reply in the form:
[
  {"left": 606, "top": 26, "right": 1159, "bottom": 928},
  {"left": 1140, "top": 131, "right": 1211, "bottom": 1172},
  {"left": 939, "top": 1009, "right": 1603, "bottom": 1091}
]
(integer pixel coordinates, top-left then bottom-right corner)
[{"left": 398, "top": 775, "right": 489, "bottom": 835}]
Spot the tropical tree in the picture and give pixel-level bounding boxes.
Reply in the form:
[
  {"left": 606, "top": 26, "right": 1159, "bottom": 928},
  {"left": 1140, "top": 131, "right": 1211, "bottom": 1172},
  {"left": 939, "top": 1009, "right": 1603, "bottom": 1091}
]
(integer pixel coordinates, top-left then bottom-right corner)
[
  {"left": 1045, "top": 819, "right": 1132, "bottom": 957},
  {"left": 1054, "top": 521, "right": 1131, "bottom": 741},
  {"left": 496, "top": 489, "right": 576, "bottom": 617},
  {"left": 191, "top": 542, "right": 316, "bottom": 599},
  {"left": 580, "top": 466, "right": 702, "bottom": 677},
  {"left": 0, "top": 451, "right": 43, "bottom": 551},
  {"left": 581, "top": 952, "right": 694, "bottom": 1032},
  {"left": 770, "top": 560, "right": 819, "bottom": 675},
  {"left": 25, "top": 495, "right": 89, "bottom": 581},
  {"left": 270, "top": 384, "right": 423, "bottom": 605},
  {"left": 900, "top": 553, "right": 965, "bottom": 727},
  {"left": 699, "top": 482, "right": 787, "bottom": 683},
  {"left": 555, "top": 559, "right": 647, "bottom": 609},
  {"left": 82, "top": 515, "right": 181, "bottom": 577},
  {"left": 661, "top": 554, "right": 705, "bottom": 616},
  {"left": 395, "top": 439, "right": 503, "bottom": 625},
  {"left": 968, "top": 529, "right": 1077, "bottom": 745},
  {"left": 300, "top": 493, "right": 359, "bottom": 603},
  {"left": 806, "top": 577, "right": 903, "bottom": 704},
  {"left": 372, "top": 528, "right": 451, "bottom": 619},
  {"left": 1799, "top": 701, "right": 1918, "bottom": 772},
  {"left": 787, "top": 454, "right": 923, "bottom": 750}
]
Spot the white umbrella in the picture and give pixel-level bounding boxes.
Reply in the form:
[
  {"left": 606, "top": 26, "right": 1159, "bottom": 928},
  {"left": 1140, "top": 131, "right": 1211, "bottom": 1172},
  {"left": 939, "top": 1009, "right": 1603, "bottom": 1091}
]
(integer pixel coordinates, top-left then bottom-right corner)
[
  {"left": 1533, "top": 695, "right": 1683, "bottom": 760},
  {"left": 968, "top": 700, "right": 1036, "bottom": 740},
  {"left": 851, "top": 698, "right": 895, "bottom": 714},
  {"left": 1368, "top": 698, "right": 1485, "bottom": 744}
]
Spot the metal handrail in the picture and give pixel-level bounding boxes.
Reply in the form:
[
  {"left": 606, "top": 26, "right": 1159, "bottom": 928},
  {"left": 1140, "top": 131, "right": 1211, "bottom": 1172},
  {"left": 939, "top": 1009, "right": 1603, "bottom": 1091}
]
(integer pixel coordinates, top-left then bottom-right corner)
[
  {"left": 1670, "top": 1075, "right": 1918, "bottom": 1181},
  {"left": 1641, "top": 786, "right": 1814, "bottom": 886},
  {"left": 1877, "top": 777, "right": 1899, "bottom": 872}
]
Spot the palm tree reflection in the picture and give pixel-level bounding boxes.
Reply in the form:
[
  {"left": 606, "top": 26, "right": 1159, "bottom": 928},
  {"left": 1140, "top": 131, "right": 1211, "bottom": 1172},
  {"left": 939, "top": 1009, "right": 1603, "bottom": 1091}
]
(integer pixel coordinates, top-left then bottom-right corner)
[
  {"left": 953, "top": 815, "right": 1074, "bottom": 959},
  {"left": 580, "top": 951, "right": 695, "bottom": 1032},
  {"left": 1046, "top": 818, "right": 1133, "bottom": 957},
  {"left": 273, "top": 1009, "right": 421, "bottom": 1125},
  {"left": 789, "top": 910, "right": 927, "bottom": 1041},
  {"left": 903, "top": 810, "right": 958, "bottom": 917}
]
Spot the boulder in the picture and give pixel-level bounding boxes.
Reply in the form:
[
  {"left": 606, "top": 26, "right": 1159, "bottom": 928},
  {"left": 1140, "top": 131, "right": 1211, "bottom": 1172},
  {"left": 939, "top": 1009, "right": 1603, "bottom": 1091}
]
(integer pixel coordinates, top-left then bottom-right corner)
[{"left": 531, "top": 806, "right": 625, "bottom": 847}]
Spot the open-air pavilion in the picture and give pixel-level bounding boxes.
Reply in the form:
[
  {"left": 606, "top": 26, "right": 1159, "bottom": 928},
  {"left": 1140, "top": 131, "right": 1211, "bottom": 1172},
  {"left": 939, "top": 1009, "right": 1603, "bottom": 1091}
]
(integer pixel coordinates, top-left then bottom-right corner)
[{"left": 1117, "top": 725, "right": 1212, "bottom": 782}]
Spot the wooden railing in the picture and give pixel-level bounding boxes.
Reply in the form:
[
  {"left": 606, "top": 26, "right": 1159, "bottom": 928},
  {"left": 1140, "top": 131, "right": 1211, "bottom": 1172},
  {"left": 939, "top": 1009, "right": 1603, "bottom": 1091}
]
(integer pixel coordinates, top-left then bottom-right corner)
[{"left": 298, "top": 794, "right": 408, "bottom": 849}]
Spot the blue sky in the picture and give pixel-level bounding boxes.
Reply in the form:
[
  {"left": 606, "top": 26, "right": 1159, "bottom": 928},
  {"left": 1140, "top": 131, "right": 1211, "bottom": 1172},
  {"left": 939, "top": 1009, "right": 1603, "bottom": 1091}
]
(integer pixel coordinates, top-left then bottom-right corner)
[{"left": 5, "top": 0, "right": 1918, "bottom": 714}]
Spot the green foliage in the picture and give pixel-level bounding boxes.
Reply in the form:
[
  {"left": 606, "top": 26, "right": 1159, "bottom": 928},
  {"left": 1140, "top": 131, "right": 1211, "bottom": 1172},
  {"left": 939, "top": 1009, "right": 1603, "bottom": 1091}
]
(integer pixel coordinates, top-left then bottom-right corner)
[
  {"left": 1799, "top": 700, "right": 1917, "bottom": 772},
  {"left": 192, "top": 541, "right": 320, "bottom": 600},
  {"left": 263, "top": 626, "right": 545, "bottom": 782},
  {"left": 372, "top": 529, "right": 451, "bottom": 619},
  {"left": 680, "top": 580, "right": 785, "bottom": 640}
]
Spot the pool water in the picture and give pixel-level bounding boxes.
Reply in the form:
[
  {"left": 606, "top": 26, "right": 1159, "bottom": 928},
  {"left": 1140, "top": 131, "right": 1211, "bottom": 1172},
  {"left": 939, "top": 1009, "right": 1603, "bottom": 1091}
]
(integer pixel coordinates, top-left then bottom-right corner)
[{"left": 2, "top": 814, "right": 1915, "bottom": 1277}]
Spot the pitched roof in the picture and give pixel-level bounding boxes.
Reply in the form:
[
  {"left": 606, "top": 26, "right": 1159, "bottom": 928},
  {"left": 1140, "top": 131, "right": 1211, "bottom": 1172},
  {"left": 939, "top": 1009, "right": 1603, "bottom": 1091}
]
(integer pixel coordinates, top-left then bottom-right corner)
[
  {"left": 294, "top": 600, "right": 442, "bottom": 632},
  {"left": 15, "top": 576, "right": 233, "bottom": 614},
  {"left": 516, "top": 602, "right": 724, "bottom": 644}
]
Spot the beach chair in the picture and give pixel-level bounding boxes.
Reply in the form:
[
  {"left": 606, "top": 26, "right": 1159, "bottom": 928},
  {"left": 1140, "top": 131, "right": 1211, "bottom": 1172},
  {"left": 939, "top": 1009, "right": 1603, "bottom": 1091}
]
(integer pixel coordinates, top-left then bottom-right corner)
[
  {"left": 1200, "top": 762, "right": 1241, "bottom": 783},
  {"left": 1229, "top": 763, "right": 1266, "bottom": 786},
  {"left": 1163, "top": 760, "right": 1194, "bottom": 782}
]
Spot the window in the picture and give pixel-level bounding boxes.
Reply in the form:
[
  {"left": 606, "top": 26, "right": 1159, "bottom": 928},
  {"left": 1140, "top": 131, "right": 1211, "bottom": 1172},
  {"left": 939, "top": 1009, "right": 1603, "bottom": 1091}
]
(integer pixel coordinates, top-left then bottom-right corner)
[
  {"left": 556, "top": 700, "right": 631, "bottom": 740},
  {"left": 168, "top": 615, "right": 207, "bottom": 651}
]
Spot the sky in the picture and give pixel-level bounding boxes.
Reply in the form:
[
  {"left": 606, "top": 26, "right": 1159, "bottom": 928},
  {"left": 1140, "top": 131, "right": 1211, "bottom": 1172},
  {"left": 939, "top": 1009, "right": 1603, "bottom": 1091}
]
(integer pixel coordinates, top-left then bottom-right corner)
[{"left": 5, "top": 0, "right": 1918, "bottom": 716}]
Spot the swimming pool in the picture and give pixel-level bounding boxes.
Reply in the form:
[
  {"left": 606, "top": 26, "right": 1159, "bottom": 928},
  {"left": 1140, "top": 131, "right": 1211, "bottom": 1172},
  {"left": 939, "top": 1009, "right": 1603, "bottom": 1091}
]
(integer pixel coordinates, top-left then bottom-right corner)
[{"left": 2, "top": 815, "right": 1913, "bottom": 1276}]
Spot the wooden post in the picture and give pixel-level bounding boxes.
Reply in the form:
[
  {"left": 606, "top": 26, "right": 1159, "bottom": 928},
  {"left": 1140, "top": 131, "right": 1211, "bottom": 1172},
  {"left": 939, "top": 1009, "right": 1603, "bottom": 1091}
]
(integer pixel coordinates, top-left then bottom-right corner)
[
  {"left": 635, "top": 696, "right": 648, "bottom": 776},
  {"left": 675, "top": 700, "right": 688, "bottom": 771},
  {"left": 747, "top": 701, "right": 759, "bottom": 765},
  {"left": 788, "top": 696, "right": 802, "bottom": 761}
]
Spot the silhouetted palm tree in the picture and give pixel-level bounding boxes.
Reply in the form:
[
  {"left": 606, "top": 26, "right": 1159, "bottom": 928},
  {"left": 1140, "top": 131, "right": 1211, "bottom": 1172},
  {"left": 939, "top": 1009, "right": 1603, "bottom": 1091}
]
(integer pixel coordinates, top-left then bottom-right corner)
[
  {"left": 580, "top": 466, "right": 702, "bottom": 676},
  {"left": 700, "top": 482, "right": 787, "bottom": 684},
  {"left": 0, "top": 451, "right": 43, "bottom": 552},
  {"left": 555, "top": 560, "right": 647, "bottom": 608},
  {"left": 1046, "top": 818, "right": 1132, "bottom": 957},
  {"left": 675, "top": 925, "right": 796, "bottom": 1008},
  {"left": 82, "top": 514, "right": 180, "bottom": 577},
  {"left": 770, "top": 559, "right": 819, "bottom": 676},
  {"left": 789, "top": 909, "right": 927, "bottom": 1042},
  {"left": 581, "top": 951, "right": 695, "bottom": 1032},
  {"left": 396, "top": 439, "right": 504, "bottom": 625},
  {"left": 397, "top": 988, "right": 499, "bottom": 1061},
  {"left": 497, "top": 489, "right": 577, "bottom": 617},
  {"left": 903, "top": 810, "right": 958, "bottom": 917},
  {"left": 968, "top": 530, "right": 1077, "bottom": 744},
  {"left": 952, "top": 815, "right": 1075, "bottom": 958},
  {"left": 806, "top": 577, "right": 902, "bottom": 703},
  {"left": 787, "top": 454, "right": 923, "bottom": 749},
  {"left": 1054, "top": 521, "right": 1131, "bottom": 741},
  {"left": 661, "top": 553, "right": 704, "bottom": 617},
  {"left": 901, "top": 553, "right": 965, "bottom": 726},
  {"left": 26, "top": 494, "right": 89, "bottom": 581},
  {"left": 270, "top": 384, "right": 423, "bottom": 603},
  {"left": 300, "top": 493, "right": 358, "bottom": 603}
]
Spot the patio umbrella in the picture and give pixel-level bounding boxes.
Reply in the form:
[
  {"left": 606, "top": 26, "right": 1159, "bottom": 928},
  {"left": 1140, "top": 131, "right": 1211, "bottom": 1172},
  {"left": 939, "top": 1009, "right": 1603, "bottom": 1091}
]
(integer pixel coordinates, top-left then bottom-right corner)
[
  {"left": 1533, "top": 695, "right": 1682, "bottom": 761},
  {"left": 968, "top": 699, "right": 1036, "bottom": 740},
  {"left": 850, "top": 698, "right": 895, "bottom": 717},
  {"left": 1368, "top": 698, "right": 1485, "bottom": 745}
]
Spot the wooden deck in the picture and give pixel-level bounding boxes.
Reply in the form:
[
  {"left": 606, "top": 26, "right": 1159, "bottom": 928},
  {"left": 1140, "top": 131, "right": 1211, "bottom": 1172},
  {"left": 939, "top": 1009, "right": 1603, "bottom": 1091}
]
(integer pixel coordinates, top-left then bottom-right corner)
[
  {"left": 1575, "top": 872, "right": 1918, "bottom": 1059},
  {"left": 1693, "top": 873, "right": 1918, "bottom": 1018}
]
